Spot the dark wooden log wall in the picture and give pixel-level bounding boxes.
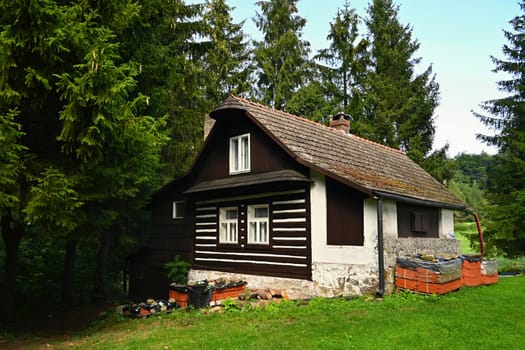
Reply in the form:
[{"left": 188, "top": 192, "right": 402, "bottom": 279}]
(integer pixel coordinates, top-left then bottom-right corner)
[{"left": 192, "top": 187, "right": 311, "bottom": 280}]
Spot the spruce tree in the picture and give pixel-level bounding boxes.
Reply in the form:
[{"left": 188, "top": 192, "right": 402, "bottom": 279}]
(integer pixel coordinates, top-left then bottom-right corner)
[
  {"left": 119, "top": 0, "right": 208, "bottom": 179},
  {"left": 253, "top": 0, "right": 311, "bottom": 110},
  {"left": 201, "top": 0, "right": 253, "bottom": 109},
  {"left": 359, "top": 0, "right": 439, "bottom": 162},
  {"left": 475, "top": 0, "right": 525, "bottom": 256},
  {"left": 315, "top": 1, "right": 368, "bottom": 117},
  {"left": 0, "top": 0, "right": 168, "bottom": 317}
]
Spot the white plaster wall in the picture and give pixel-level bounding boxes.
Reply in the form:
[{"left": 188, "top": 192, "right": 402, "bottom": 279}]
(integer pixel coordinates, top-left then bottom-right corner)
[
  {"left": 439, "top": 209, "right": 455, "bottom": 238},
  {"left": 381, "top": 199, "right": 398, "bottom": 239},
  {"left": 309, "top": 171, "right": 390, "bottom": 296},
  {"left": 310, "top": 171, "right": 376, "bottom": 265}
]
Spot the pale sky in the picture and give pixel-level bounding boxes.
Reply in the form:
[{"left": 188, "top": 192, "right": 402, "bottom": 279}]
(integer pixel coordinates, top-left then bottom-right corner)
[{"left": 203, "top": 0, "right": 521, "bottom": 156}]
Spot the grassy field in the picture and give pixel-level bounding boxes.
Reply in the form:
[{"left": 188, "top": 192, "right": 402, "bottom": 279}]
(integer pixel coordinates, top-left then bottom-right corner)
[{"left": 5, "top": 275, "right": 525, "bottom": 349}]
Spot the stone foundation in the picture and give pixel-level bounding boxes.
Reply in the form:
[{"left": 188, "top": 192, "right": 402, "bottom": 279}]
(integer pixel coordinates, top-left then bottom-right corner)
[
  {"left": 311, "top": 262, "right": 378, "bottom": 297},
  {"left": 190, "top": 238, "right": 460, "bottom": 299},
  {"left": 188, "top": 270, "right": 316, "bottom": 300},
  {"left": 190, "top": 263, "right": 380, "bottom": 299}
]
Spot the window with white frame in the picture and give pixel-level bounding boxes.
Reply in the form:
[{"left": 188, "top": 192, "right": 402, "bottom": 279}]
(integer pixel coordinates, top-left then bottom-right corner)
[
  {"left": 229, "top": 134, "right": 250, "bottom": 174},
  {"left": 219, "top": 207, "right": 238, "bottom": 243},
  {"left": 172, "top": 201, "right": 185, "bottom": 219},
  {"left": 248, "top": 204, "right": 269, "bottom": 244}
]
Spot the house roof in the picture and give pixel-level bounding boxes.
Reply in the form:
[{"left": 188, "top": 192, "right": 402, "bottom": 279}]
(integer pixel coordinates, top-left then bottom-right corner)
[{"left": 210, "top": 95, "right": 464, "bottom": 209}]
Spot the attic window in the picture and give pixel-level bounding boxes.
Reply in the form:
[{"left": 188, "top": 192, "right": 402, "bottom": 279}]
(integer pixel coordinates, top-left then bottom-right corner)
[{"left": 229, "top": 134, "right": 250, "bottom": 174}]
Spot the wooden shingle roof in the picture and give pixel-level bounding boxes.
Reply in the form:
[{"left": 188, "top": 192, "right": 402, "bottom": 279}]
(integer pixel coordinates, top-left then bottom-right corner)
[{"left": 211, "top": 95, "right": 464, "bottom": 209}]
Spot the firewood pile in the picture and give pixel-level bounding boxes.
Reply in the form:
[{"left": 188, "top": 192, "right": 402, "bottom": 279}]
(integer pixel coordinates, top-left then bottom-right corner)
[{"left": 238, "top": 288, "right": 288, "bottom": 301}]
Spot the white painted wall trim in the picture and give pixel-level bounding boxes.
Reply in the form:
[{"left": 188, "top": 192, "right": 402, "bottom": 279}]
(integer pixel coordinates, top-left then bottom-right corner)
[{"left": 310, "top": 170, "right": 377, "bottom": 265}]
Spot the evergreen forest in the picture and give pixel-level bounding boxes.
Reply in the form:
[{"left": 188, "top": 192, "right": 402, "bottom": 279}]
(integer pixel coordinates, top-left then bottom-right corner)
[{"left": 1, "top": 0, "right": 524, "bottom": 325}]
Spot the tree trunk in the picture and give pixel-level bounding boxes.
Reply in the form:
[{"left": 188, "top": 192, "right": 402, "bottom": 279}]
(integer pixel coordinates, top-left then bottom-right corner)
[
  {"left": 61, "top": 237, "right": 78, "bottom": 306},
  {"left": 92, "top": 231, "right": 111, "bottom": 301},
  {"left": 1, "top": 215, "right": 24, "bottom": 324}
]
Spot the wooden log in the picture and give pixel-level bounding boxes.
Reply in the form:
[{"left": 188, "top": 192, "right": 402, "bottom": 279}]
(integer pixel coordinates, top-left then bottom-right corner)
[
  {"left": 246, "top": 289, "right": 273, "bottom": 300},
  {"left": 269, "top": 289, "right": 288, "bottom": 299}
]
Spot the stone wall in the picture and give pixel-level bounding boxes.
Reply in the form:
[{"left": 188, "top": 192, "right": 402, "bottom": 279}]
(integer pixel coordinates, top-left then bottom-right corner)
[
  {"left": 311, "top": 262, "right": 378, "bottom": 297},
  {"left": 190, "top": 263, "right": 380, "bottom": 299},
  {"left": 383, "top": 237, "right": 461, "bottom": 291}
]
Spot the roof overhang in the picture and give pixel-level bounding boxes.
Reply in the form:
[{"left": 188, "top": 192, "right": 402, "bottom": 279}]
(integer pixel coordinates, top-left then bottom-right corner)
[
  {"left": 372, "top": 190, "right": 467, "bottom": 211},
  {"left": 184, "top": 169, "right": 310, "bottom": 195}
]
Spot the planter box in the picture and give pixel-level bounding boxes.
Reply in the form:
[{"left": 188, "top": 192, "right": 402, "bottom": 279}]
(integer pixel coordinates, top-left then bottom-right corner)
[
  {"left": 211, "top": 284, "right": 247, "bottom": 303},
  {"left": 169, "top": 287, "right": 189, "bottom": 308}
]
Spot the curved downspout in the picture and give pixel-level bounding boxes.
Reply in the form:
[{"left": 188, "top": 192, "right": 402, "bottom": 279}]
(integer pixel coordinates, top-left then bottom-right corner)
[
  {"left": 376, "top": 197, "right": 385, "bottom": 296},
  {"left": 467, "top": 210, "right": 485, "bottom": 257}
]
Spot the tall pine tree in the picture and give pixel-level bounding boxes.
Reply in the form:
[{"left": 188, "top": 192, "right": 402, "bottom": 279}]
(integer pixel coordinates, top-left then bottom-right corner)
[
  {"left": 475, "top": 0, "right": 525, "bottom": 256},
  {"left": 253, "top": 0, "right": 311, "bottom": 110}
]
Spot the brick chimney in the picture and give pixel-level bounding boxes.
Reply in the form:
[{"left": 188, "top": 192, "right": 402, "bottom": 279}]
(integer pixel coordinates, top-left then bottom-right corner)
[{"left": 329, "top": 112, "right": 351, "bottom": 133}]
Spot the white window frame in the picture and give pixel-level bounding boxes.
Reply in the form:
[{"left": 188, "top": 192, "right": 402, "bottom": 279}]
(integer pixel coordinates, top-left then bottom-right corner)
[
  {"left": 229, "top": 134, "right": 250, "bottom": 174},
  {"left": 219, "top": 207, "right": 238, "bottom": 244},
  {"left": 172, "top": 201, "right": 184, "bottom": 219},
  {"left": 248, "top": 204, "right": 269, "bottom": 245}
]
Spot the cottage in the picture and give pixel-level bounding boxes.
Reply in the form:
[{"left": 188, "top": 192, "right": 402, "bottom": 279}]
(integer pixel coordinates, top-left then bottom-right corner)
[{"left": 128, "top": 95, "right": 465, "bottom": 301}]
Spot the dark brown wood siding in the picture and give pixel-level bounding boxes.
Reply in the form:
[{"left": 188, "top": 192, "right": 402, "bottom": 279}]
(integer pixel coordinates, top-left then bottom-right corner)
[
  {"left": 326, "top": 178, "right": 365, "bottom": 245},
  {"left": 192, "top": 110, "right": 305, "bottom": 182},
  {"left": 148, "top": 195, "right": 194, "bottom": 262},
  {"left": 128, "top": 186, "right": 194, "bottom": 301},
  {"left": 397, "top": 203, "right": 439, "bottom": 238},
  {"left": 192, "top": 186, "right": 311, "bottom": 280}
]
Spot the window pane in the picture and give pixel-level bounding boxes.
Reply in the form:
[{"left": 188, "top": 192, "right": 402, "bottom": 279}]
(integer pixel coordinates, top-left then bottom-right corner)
[
  {"left": 231, "top": 138, "right": 239, "bottom": 171},
  {"left": 226, "top": 209, "right": 237, "bottom": 219},
  {"left": 260, "top": 222, "right": 267, "bottom": 241},
  {"left": 241, "top": 136, "right": 249, "bottom": 170},
  {"left": 247, "top": 204, "right": 269, "bottom": 244},
  {"left": 254, "top": 207, "right": 268, "bottom": 218},
  {"left": 173, "top": 201, "right": 184, "bottom": 219}
]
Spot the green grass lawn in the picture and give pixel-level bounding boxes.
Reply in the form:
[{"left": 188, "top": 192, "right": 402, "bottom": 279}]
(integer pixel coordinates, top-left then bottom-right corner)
[
  {"left": 455, "top": 221, "right": 480, "bottom": 255},
  {"left": 7, "top": 276, "right": 525, "bottom": 349}
]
